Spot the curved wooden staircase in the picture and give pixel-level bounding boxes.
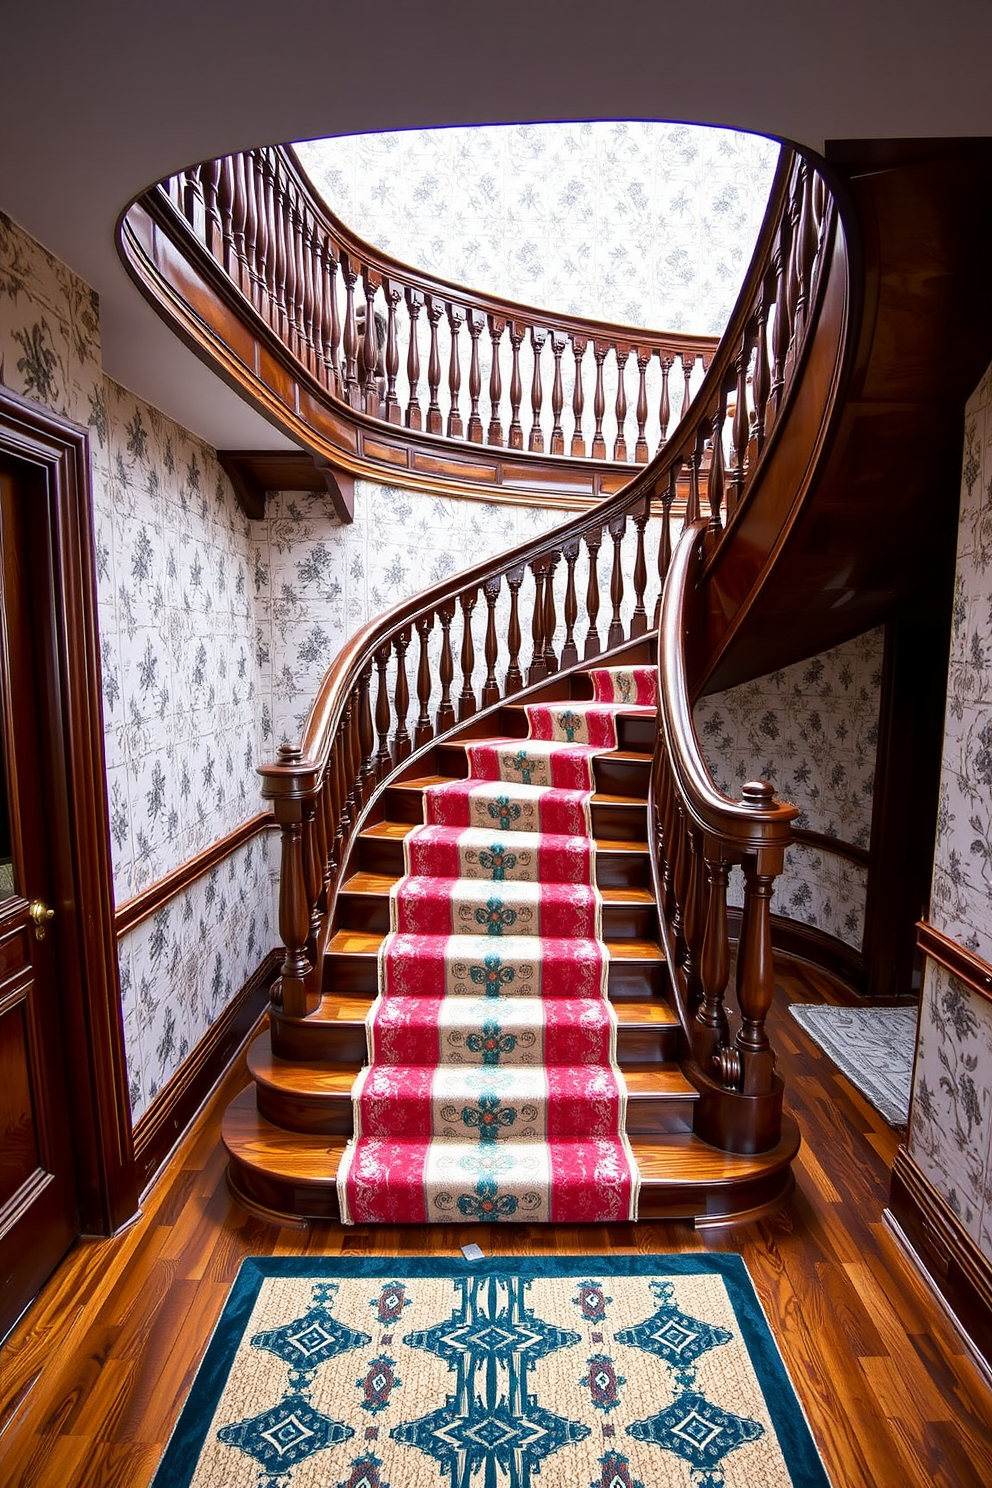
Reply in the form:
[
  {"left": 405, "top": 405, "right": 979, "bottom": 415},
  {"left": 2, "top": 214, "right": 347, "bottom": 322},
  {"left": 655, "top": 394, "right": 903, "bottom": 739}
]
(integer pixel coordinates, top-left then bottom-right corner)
[{"left": 118, "top": 135, "right": 992, "bottom": 1227}]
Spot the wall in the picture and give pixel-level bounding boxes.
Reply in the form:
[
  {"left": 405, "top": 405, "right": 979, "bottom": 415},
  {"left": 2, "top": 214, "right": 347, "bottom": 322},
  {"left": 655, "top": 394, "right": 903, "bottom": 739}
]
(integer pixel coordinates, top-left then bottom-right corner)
[
  {"left": 297, "top": 123, "right": 779, "bottom": 335},
  {"left": 909, "top": 359, "right": 992, "bottom": 1259},
  {"left": 694, "top": 628, "right": 884, "bottom": 950}
]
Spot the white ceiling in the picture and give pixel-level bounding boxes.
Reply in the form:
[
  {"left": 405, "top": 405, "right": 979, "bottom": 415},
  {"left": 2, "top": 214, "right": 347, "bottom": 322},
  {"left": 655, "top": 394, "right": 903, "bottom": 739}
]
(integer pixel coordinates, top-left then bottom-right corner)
[{"left": 4, "top": 0, "right": 991, "bottom": 454}]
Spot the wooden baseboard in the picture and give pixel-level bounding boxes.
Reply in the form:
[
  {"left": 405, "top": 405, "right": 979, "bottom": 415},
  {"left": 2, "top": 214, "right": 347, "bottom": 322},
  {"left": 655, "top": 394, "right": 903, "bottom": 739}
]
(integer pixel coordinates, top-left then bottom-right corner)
[
  {"left": 888, "top": 1146, "right": 992, "bottom": 1375},
  {"left": 130, "top": 947, "right": 280, "bottom": 1192},
  {"left": 728, "top": 907, "right": 866, "bottom": 992}
]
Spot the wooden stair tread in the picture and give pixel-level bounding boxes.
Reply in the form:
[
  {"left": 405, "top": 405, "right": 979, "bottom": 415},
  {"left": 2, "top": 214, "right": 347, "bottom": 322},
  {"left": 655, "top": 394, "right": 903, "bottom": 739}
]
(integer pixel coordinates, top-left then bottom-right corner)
[
  {"left": 224, "top": 1088, "right": 797, "bottom": 1189},
  {"left": 249, "top": 1035, "right": 694, "bottom": 1100},
  {"left": 309, "top": 985, "right": 678, "bottom": 1030},
  {"left": 360, "top": 820, "right": 650, "bottom": 854},
  {"left": 326, "top": 928, "right": 665, "bottom": 961},
  {"left": 392, "top": 777, "right": 648, "bottom": 807},
  {"left": 341, "top": 871, "right": 654, "bottom": 904}
]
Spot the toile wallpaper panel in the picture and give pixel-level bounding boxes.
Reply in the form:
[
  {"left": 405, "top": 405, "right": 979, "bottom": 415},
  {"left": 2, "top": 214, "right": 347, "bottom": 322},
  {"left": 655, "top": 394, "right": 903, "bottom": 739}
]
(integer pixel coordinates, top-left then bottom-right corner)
[{"left": 694, "top": 628, "right": 884, "bottom": 949}]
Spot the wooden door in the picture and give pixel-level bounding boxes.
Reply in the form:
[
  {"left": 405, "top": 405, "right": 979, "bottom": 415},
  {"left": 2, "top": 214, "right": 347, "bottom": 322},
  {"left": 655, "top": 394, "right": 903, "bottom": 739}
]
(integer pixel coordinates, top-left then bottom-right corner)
[{"left": 0, "top": 460, "right": 79, "bottom": 1340}]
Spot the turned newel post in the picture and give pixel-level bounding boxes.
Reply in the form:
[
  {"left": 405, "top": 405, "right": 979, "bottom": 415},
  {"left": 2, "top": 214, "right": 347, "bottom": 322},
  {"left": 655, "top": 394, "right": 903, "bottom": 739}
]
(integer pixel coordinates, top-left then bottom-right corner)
[
  {"left": 260, "top": 745, "right": 318, "bottom": 1020},
  {"left": 733, "top": 782, "right": 781, "bottom": 1095}
]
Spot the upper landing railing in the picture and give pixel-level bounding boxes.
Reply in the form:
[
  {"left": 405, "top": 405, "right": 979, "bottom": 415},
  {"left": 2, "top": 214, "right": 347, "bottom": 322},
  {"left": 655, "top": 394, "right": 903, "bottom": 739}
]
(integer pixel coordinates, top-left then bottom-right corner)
[{"left": 131, "top": 144, "right": 720, "bottom": 501}]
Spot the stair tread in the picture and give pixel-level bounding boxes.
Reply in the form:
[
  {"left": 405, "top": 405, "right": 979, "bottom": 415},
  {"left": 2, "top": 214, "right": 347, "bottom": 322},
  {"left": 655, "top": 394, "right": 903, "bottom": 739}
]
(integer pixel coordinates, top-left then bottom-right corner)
[
  {"left": 224, "top": 1088, "right": 796, "bottom": 1187},
  {"left": 311, "top": 984, "right": 678, "bottom": 1029},
  {"left": 341, "top": 870, "right": 654, "bottom": 903},
  {"left": 393, "top": 776, "right": 647, "bottom": 807},
  {"left": 327, "top": 928, "right": 665, "bottom": 961},
  {"left": 361, "top": 820, "right": 650, "bottom": 853},
  {"left": 250, "top": 1033, "right": 694, "bottom": 1098}
]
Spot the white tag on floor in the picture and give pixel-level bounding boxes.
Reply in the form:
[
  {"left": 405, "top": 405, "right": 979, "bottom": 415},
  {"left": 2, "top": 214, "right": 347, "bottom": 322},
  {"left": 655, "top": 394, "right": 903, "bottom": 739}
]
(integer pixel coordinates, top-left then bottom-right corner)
[{"left": 461, "top": 1243, "right": 485, "bottom": 1261}]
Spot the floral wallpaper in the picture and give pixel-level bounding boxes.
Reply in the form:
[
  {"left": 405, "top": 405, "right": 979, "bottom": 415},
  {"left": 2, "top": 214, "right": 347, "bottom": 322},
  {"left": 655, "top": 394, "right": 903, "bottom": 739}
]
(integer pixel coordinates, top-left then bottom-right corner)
[
  {"left": 297, "top": 123, "right": 779, "bottom": 336},
  {"left": 693, "top": 628, "right": 884, "bottom": 949},
  {"left": 1, "top": 208, "right": 274, "bottom": 1122},
  {"left": 910, "top": 357, "right": 992, "bottom": 1264}
]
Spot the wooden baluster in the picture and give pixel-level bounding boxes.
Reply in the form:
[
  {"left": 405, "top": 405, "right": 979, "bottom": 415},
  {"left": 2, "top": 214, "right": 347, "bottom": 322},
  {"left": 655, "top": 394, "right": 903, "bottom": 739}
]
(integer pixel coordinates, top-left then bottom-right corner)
[
  {"left": 290, "top": 190, "right": 307, "bottom": 361},
  {"left": 313, "top": 776, "right": 330, "bottom": 903},
  {"left": 734, "top": 835, "right": 778, "bottom": 1094},
  {"left": 686, "top": 432, "right": 703, "bottom": 524},
  {"left": 591, "top": 342, "right": 608, "bottom": 458},
  {"left": 391, "top": 628, "right": 412, "bottom": 761},
  {"left": 630, "top": 497, "right": 650, "bottom": 636},
  {"left": 271, "top": 158, "right": 289, "bottom": 343},
  {"left": 457, "top": 588, "right": 478, "bottom": 720},
  {"left": 634, "top": 347, "right": 650, "bottom": 461},
  {"left": 560, "top": 538, "right": 580, "bottom": 668},
  {"left": 416, "top": 610, "right": 437, "bottom": 744},
  {"left": 325, "top": 243, "right": 343, "bottom": 398},
  {"left": 680, "top": 352, "right": 695, "bottom": 424},
  {"left": 260, "top": 151, "right": 278, "bottom": 330},
  {"left": 383, "top": 279, "right": 402, "bottom": 423},
  {"left": 285, "top": 186, "right": 303, "bottom": 357},
  {"left": 405, "top": 288, "right": 423, "bottom": 429},
  {"left": 201, "top": 160, "right": 222, "bottom": 257},
  {"left": 436, "top": 602, "right": 456, "bottom": 733},
  {"left": 670, "top": 803, "right": 689, "bottom": 967},
  {"left": 708, "top": 390, "right": 727, "bottom": 532},
  {"left": 785, "top": 164, "right": 804, "bottom": 344},
  {"left": 796, "top": 161, "right": 819, "bottom": 333},
  {"left": 358, "top": 662, "right": 376, "bottom": 804},
  {"left": 697, "top": 854, "right": 732, "bottom": 1066},
  {"left": 570, "top": 335, "right": 587, "bottom": 456},
  {"left": 425, "top": 296, "right": 444, "bottom": 435},
  {"left": 487, "top": 315, "right": 505, "bottom": 445},
  {"left": 528, "top": 326, "right": 547, "bottom": 452},
  {"left": 341, "top": 255, "right": 360, "bottom": 408},
  {"left": 682, "top": 827, "right": 705, "bottom": 1005},
  {"left": 542, "top": 551, "right": 560, "bottom": 672},
  {"left": 414, "top": 614, "right": 434, "bottom": 748},
  {"left": 237, "top": 154, "right": 256, "bottom": 304},
  {"left": 272, "top": 751, "right": 314, "bottom": 1019},
  {"left": 446, "top": 303, "right": 464, "bottom": 438},
  {"left": 507, "top": 322, "right": 525, "bottom": 449},
  {"left": 482, "top": 577, "right": 501, "bottom": 707},
  {"left": 337, "top": 707, "right": 355, "bottom": 836},
  {"left": 310, "top": 230, "right": 328, "bottom": 388},
  {"left": 550, "top": 332, "right": 566, "bottom": 455},
  {"left": 583, "top": 527, "right": 603, "bottom": 658},
  {"left": 730, "top": 341, "right": 751, "bottom": 513},
  {"left": 217, "top": 156, "right": 235, "bottom": 274},
  {"left": 505, "top": 565, "right": 525, "bottom": 693},
  {"left": 769, "top": 231, "right": 791, "bottom": 418},
  {"left": 183, "top": 167, "right": 205, "bottom": 239},
  {"left": 658, "top": 763, "right": 678, "bottom": 917},
  {"left": 467, "top": 309, "right": 485, "bottom": 442},
  {"left": 613, "top": 344, "right": 630, "bottom": 461},
  {"left": 362, "top": 267, "right": 382, "bottom": 414},
  {"left": 752, "top": 288, "right": 770, "bottom": 456},
  {"left": 657, "top": 353, "right": 672, "bottom": 450},
  {"left": 528, "top": 560, "right": 548, "bottom": 684},
  {"left": 654, "top": 465, "right": 678, "bottom": 623},
  {"left": 302, "top": 796, "right": 322, "bottom": 968},
  {"left": 323, "top": 739, "right": 341, "bottom": 882},
  {"left": 607, "top": 515, "right": 626, "bottom": 647},
  {"left": 346, "top": 697, "right": 363, "bottom": 823},
  {"left": 374, "top": 644, "right": 392, "bottom": 777},
  {"left": 301, "top": 212, "right": 318, "bottom": 376}
]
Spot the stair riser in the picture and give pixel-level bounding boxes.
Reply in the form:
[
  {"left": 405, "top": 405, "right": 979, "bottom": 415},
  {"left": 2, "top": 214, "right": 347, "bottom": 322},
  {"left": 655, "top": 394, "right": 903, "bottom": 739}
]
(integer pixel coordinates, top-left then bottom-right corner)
[
  {"left": 336, "top": 893, "right": 657, "bottom": 940},
  {"left": 433, "top": 743, "right": 650, "bottom": 798},
  {"left": 356, "top": 837, "right": 650, "bottom": 888},
  {"left": 496, "top": 708, "right": 655, "bottom": 752},
  {"left": 255, "top": 1085, "right": 695, "bottom": 1139},
  {"left": 270, "top": 1008, "right": 680, "bottom": 1065},
  {"left": 321, "top": 954, "right": 668, "bottom": 1003},
  {"left": 383, "top": 788, "right": 648, "bottom": 842}
]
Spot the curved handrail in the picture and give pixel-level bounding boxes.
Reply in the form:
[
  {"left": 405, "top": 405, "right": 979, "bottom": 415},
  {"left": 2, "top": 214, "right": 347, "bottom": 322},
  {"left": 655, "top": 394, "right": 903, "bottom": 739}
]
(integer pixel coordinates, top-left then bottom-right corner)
[
  {"left": 122, "top": 142, "right": 722, "bottom": 503},
  {"left": 257, "top": 144, "right": 841, "bottom": 1051}
]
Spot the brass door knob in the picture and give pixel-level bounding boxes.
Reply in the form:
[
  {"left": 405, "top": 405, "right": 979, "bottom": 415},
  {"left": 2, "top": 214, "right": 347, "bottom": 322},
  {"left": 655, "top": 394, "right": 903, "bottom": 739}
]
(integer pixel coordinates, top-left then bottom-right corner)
[{"left": 29, "top": 900, "right": 55, "bottom": 941}]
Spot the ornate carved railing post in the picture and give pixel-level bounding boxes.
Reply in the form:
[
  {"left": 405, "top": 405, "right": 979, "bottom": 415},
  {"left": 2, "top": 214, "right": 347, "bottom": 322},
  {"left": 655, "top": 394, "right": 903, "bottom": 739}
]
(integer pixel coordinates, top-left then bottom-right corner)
[{"left": 258, "top": 746, "right": 319, "bottom": 1019}]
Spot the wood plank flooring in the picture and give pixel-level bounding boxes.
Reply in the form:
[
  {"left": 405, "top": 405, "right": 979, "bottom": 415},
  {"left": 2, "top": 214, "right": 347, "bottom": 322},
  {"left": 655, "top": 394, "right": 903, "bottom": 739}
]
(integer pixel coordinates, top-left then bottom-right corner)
[{"left": 2, "top": 955, "right": 991, "bottom": 1487}]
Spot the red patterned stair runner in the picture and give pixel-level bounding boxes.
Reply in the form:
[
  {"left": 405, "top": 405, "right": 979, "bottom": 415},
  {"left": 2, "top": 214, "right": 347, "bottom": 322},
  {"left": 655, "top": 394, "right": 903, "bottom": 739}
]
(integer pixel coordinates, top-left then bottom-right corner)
[{"left": 337, "top": 667, "right": 658, "bottom": 1223}]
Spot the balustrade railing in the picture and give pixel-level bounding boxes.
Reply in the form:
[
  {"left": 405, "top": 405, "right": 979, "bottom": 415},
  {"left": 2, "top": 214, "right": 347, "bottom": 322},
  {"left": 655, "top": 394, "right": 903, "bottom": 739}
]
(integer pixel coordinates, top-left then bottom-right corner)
[
  {"left": 259, "top": 146, "right": 837, "bottom": 1153},
  {"left": 154, "top": 145, "right": 717, "bottom": 468}
]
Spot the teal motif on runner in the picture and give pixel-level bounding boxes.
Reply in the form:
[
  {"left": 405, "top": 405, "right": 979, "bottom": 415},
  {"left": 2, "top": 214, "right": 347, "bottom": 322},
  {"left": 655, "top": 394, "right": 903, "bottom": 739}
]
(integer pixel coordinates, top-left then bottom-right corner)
[
  {"left": 487, "top": 795, "right": 522, "bottom": 830},
  {"left": 469, "top": 953, "right": 516, "bottom": 996},
  {"left": 476, "top": 897, "right": 517, "bottom": 935},
  {"left": 479, "top": 842, "right": 518, "bottom": 880}
]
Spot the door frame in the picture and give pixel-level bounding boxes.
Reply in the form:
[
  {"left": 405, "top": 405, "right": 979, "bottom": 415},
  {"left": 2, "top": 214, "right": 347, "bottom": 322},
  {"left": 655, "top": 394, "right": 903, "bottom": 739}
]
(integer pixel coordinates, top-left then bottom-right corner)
[{"left": 0, "top": 382, "right": 138, "bottom": 1234}]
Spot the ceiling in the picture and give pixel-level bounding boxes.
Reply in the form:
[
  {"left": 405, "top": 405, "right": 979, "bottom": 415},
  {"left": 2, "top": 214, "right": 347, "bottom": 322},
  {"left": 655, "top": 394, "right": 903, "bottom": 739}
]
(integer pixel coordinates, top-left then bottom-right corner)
[{"left": 4, "top": 0, "right": 991, "bottom": 455}]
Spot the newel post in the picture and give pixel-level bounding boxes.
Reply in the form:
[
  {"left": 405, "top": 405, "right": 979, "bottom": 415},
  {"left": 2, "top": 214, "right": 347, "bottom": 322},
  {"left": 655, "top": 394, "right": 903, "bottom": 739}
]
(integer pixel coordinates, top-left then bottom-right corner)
[
  {"left": 733, "top": 781, "right": 783, "bottom": 1095},
  {"left": 258, "top": 745, "right": 320, "bottom": 1020}
]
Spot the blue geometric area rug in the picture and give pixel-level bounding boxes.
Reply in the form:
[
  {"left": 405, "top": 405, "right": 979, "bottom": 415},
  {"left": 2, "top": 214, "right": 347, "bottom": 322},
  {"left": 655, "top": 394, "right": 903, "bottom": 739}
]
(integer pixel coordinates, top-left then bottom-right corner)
[{"left": 152, "top": 1253, "right": 831, "bottom": 1488}]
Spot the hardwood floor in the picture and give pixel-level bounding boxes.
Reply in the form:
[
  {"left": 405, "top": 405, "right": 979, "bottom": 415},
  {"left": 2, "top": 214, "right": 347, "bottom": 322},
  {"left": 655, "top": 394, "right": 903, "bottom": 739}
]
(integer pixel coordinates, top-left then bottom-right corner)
[{"left": 2, "top": 955, "right": 991, "bottom": 1487}]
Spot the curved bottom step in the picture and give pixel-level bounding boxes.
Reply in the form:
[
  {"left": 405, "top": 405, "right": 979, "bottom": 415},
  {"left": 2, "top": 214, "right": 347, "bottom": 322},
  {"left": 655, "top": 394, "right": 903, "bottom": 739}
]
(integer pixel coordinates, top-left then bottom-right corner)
[{"left": 222, "top": 1085, "right": 799, "bottom": 1227}]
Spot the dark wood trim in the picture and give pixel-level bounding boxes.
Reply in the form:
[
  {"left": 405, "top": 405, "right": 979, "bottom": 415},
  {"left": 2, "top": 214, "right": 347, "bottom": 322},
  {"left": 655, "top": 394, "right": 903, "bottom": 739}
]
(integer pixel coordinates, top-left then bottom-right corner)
[
  {"left": 888, "top": 1146, "right": 992, "bottom": 1377},
  {"left": 729, "top": 905, "right": 866, "bottom": 992},
  {"left": 131, "top": 948, "right": 279, "bottom": 1192},
  {"left": 917, "top": 921, "right": 992, "bottom": 1008},
  {"left": 862, "top": 615, "right": 953, "bottom": 999},
  {"left": 114, "top": 813, "right": 274, "bottom": 936},
  {"left": 0, "top": 384, "right": 137, "bottom": 1234},
  {"left": 217, "top": 451, "right": 355, "bottom": 522},
  {"left": 791, "top": 827, "right": 870, "bottom": 868}
]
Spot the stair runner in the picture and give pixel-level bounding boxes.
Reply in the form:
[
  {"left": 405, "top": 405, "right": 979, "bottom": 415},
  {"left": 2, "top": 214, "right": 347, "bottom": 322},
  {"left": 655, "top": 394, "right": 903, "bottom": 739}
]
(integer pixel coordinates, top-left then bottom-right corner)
[{"left": 337, "top": 666, "right": 658, "bottom": 1224}]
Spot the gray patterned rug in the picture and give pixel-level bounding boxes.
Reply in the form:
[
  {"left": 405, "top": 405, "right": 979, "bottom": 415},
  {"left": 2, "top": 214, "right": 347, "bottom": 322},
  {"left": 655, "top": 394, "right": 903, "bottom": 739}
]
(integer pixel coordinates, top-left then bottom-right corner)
[{"left": 789, "top": 1003, "right": 917, "bottom": 1126}]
